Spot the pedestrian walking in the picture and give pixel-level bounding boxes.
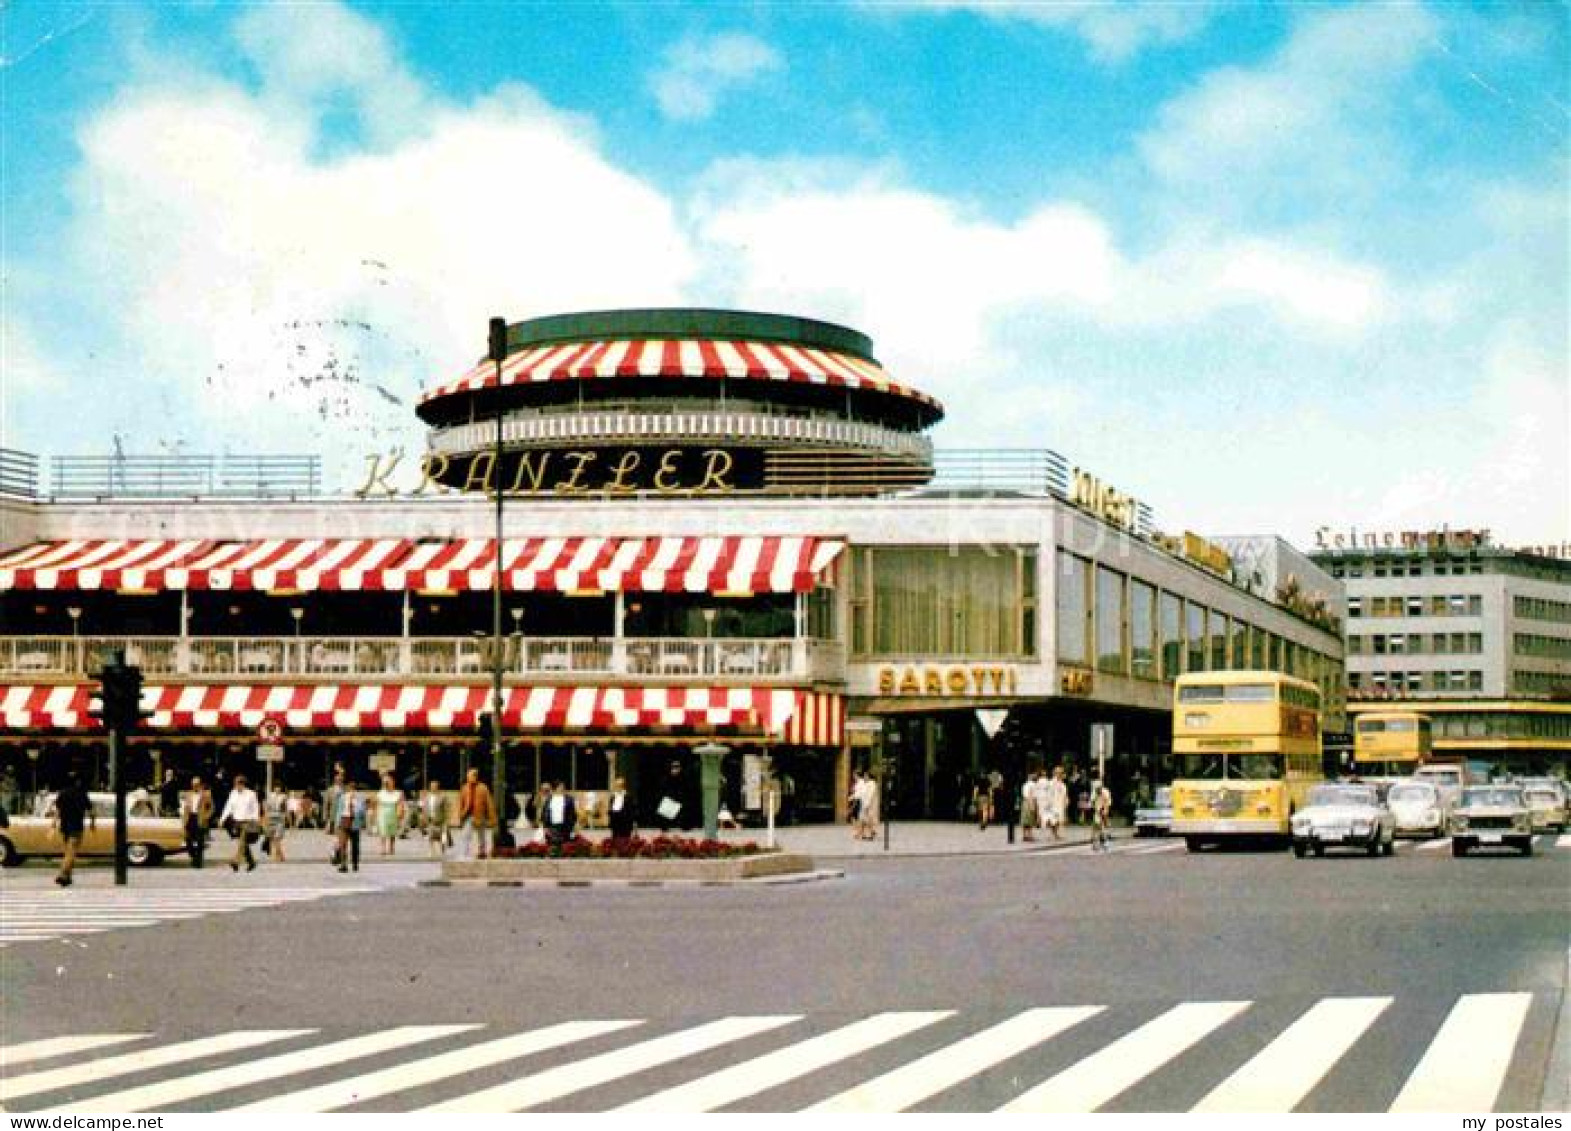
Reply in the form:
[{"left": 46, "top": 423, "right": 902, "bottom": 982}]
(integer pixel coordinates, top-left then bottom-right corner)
[
  {"left": 374, "top": 773, "right": 404, "bottom": 856},
  {"left": 218, "top": 774, "right": 261, "bottom": 872},
  {"left": 264, "top": 782, "right": 289, "bottom": 862},
  {"left": 50, "top": 773, "right": 93, "bottom": 887},
  {"left": 972, "top": 774, "right": 995, "bottom": 831},
  {"left": 1043, "top": 766, "right": 1069, "bottom": 841},
  {"left": 1091, "top": 779, "right": 1115, "bottom": 853},
  {"left": 457, "top": 768, "right": 496, "bottom": 860},
  {"left": 181, "top": 776, "right": 213, "bottom": 868},
  {"left": 332, "top": 779, "right": 367, "bottom": 872},
  {"left": 1020, "top": 771, "right": 1041, "bottom": 842},
  {"left": 420, "top": 781, "right": 449, "bottom": 859},
  {"left": 856, "top": 771, "right": 880, "bottom": 841}
]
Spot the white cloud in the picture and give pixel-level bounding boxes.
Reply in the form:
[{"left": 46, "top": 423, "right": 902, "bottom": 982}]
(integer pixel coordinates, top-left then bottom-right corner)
[
  {"left": 883, "top": 1, "right": 1218, "bottom": 62},
  {"left": 648, "top": 32, "right": 783, "bottom": 122},
  {"left": 1138, "top": 3, "right": 1440, "bottom": 207},
  {"left": 24, "top": 9, "right": 694, "bottom": 484}
]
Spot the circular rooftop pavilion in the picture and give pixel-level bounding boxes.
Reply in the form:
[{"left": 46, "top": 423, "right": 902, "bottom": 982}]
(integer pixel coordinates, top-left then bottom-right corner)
[{"left": 417, "top": 308, "right": 942, "bottom": 497}]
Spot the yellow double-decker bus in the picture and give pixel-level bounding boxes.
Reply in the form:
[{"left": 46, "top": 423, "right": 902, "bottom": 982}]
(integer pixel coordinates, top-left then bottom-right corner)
[
  {"left": 1352, "top": 711, "right": 1433, "bottom": 780},
  {"left": 1171, "top": 671, "right": 1323, "bottom": 852}
]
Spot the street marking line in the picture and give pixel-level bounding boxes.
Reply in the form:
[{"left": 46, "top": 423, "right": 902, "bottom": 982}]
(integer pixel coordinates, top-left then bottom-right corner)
[
  {"left": 1414, "top": 839, "right": 1450, "bottom": 852},
  {"left": 0, "top": 1030, "right": 313, "bottom": 1103},
  {"left": 808, "top": 1006, "right": 1104, "bottom": 1112},
  {"left": 1192, "top": 996, "right": 1392, "bottom": 1113},
  {"left": 1389, "top": 992, "right": 1532, "bottom": 1112},
  {"left": 58, "top": 1025, "right": 479, "bottom": 1114},
  {"left": 1, "top": 922, "right": 160, "bottom": 934},
  {"left": 615, "top": 1011, "right": 952, "bottom": 1113},
  {"left": 1125, "top": 843, "right": 1184, "bottom": 855},
  {"left": 424, "top": 1015, "right": 801, "bottom": 1113},
  {"left": 1, "top": 1035, "right": 147, "bottom": 1070},
  {"left": 230, "top": 1020, "right": 643, "bottom": 1113},
  {"left": 999, "top": 1001, "right": 1250, "bottom": 1112}
]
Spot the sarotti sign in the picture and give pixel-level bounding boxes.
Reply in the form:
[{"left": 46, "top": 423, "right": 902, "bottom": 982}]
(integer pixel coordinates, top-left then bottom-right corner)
[{"left": 1314, "top": 525, "right": 1492, "bottom": 552}]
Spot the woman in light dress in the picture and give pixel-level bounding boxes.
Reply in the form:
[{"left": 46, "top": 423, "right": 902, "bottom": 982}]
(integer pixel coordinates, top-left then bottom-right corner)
[
  {"left": 850, "top": 770, "right": 881, "bottom": 841},
  {"left": 374, "top": 773, "right": 405, "bottom": 856},
  {"left": 264, "top": 783, "right": 289, "bottom": 862}
]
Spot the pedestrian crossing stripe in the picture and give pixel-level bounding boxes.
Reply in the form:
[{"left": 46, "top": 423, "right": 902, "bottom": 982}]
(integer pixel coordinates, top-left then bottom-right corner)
[
  {"left": 0, "top": 992, "right": 1538, "bottom": 1114},
  {"left": 0, "top": 888, "right": 377, "bottom": 947}
]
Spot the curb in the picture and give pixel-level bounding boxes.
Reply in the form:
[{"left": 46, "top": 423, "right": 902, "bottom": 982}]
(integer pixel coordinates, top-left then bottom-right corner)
[
  {"left": 419, "top": 869, "right": 844, "bottom": 890},
  {"left": 809, "top": 834, "right": 1127, "bottom": 861}
]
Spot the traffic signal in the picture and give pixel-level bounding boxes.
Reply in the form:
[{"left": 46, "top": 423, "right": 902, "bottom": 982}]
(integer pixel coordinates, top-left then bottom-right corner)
[
  {"left": 89, "top": 653, "right": 151, "bottom": 734},
  {"left": 475, "top": 712, "right": 494, "bottom": 759}
]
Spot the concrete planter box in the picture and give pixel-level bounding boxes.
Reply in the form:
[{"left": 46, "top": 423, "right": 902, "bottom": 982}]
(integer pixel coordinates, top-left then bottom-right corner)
[{"left": 442, "top": 852, "right": 813, "bottom": 883}]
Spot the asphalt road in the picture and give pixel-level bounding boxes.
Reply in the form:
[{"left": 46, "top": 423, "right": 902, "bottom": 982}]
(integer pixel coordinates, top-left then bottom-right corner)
[{"left": 2, "top": 835, "right": 1567, "bottom": 1113}]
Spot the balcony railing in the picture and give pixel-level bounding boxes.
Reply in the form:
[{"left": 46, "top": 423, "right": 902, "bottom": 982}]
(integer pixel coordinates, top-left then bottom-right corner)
[
  {"left": 430, "top": 409, "right": 934, "bottom": 461},
  {"left": 0, "top": 636, "right": 845, "bottom": 684}
]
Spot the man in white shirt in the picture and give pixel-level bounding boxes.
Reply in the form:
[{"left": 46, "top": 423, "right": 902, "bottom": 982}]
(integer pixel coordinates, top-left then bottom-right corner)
[
  {"left": 544, "top": 782, "right": 578, "bottom": 847},
  {"left": 217, "top": 773, "right": 262, "bottom": 872}
]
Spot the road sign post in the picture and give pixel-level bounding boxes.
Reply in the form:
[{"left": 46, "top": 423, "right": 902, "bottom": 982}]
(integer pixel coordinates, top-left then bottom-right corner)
[{"left": 1091, "top": 723, "right": 1114, "bottom": 786}]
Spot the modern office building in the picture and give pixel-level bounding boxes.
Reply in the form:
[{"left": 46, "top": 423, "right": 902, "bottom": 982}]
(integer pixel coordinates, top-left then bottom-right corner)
[
  {"left": 0, "top": 309, "right": 1345, "bottom": 821},
  {"left": 1311, "top": 532, "right": 1571, "bottom": 775}
]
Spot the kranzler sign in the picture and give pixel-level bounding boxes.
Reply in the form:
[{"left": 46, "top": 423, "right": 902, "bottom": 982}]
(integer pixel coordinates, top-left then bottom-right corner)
[
  {"left": 357, "top": 447, "right": 755, "bottom": 498},
  {"left": 877, "top": 665, "right": 1019, "bottom": 697}
]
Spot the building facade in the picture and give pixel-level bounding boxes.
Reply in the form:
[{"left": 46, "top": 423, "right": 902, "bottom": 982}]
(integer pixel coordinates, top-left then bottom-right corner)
[
  {"left": 0, "top": 309, "right": 1345, "bottom": 821},
  {"left": 1311, "top": 536, "right": 1571, "bottom": 776}
]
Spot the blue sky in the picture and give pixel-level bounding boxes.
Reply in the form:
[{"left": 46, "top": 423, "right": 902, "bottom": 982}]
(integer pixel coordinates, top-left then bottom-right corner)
[{"left": 2, "top": 0, "right": 1566, "bottom": 546}]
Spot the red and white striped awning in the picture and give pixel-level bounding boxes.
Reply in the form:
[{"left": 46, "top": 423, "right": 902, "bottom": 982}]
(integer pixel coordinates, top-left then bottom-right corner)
[
  {"left": 421, "top": 338, "right": 943, "bottom": 413},
  {"left": 0, "top": 537, "right": 842, "bottom": 594},
  {"left": 1, "top": 685, "right": 843, "bottom": 745},
  {"left": 390, "top": 536, "right": 842, "bottom": 594}
]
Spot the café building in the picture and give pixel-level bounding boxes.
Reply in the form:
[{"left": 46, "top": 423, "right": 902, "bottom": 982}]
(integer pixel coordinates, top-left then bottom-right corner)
[{"left": 0, "top": 309, "right": 1345, "bottom": 822}]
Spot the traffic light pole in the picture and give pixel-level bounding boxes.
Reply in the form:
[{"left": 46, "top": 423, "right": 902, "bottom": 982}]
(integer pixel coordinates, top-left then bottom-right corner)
[{"left": 110, "top": 725, "right": 127, "bottom": 886}]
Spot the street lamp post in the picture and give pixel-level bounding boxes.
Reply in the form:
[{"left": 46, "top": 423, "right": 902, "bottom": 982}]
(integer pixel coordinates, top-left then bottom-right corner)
[
  {"left": 488, "top": 317, "right": 510, "bottom": 847},
  {"left": 67, "top": 606, "right": 82, "bottom": 673},
  {"left": 290, "top": 607, "right": 303, "bottom": 672}
]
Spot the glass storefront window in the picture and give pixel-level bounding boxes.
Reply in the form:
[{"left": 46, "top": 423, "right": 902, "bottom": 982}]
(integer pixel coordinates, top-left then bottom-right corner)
[
  {"left": 1210, "top": 612, "right": 1229, "bottom": 670},
  {"left": 1131, "top": 580, "right": 1157, "bottom": 681},
  {"left": 871, "top": 546, "right": 1021, "bottom": 656},
  {"left": 1250, "top": 625, "right": 1265, "bottom": 669},
  {"left": 1186, "top": 602, "right": 1207, "bottom": 672},
  {"left": 1160, "top": 591, "right": 1182, "bottom": 681},
  {"left": 1056, "top": 551, "right": 1091, "bottom": 664},
  {"left": 1232, "top": 620, "right": 1249, "bottom": 669},
  {"left": 1096, "top": 566, "right": 1127, "bottom": 675}
]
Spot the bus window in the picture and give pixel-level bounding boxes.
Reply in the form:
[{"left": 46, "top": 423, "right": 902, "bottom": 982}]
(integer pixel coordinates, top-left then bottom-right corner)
[
  {"left": 1237, "top": 754, "right": 1285, "bottom": 780},
  {"left": 1176, "top": 753, "right": 1227, "bottom": 779}
]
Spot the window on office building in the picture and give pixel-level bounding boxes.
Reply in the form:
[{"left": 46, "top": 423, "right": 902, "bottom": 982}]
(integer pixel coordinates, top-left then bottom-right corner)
[
  {"left": 1055, "top": 551, "right": 1092, "bottom": 665},
  {"left": 1407, "top": 672, "right": 1424, "bottom": 693},
  {"left": 1096, "top": 566, "right": 1127, "bottom": 675},
  {"left": 1406, "top": 596, "right": 1423, "bottom": 616},
  {"left": 1187, "top": 603, "right": 1207, "bottom": 673},
  {"left": 1131, "top": 580, "right": 1157, "bottom": 681},
  {"left": 1468, "top": 670, "right": 1482, "bottom": 692},
  {"left": 1160, "top": 591, "right": 1182, "bottom": 680},
  {"left": 1467, "top": 595, "right": 1483, "bottom": 616},
  {"left": 1348, "top": 597, "right": 1362, "bottom": 618}
]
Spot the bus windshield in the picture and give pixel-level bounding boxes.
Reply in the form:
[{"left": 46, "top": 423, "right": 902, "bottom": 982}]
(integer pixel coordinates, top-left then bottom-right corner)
[
  {"left": 1175, "top": 753, "right": 1285, "bottom": 780},
  {"left": 1359, "top": 718, "right": 1417, "bottom": 733}
]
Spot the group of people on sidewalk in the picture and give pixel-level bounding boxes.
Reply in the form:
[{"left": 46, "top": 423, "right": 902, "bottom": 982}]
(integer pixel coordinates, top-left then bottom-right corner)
[{"left": 1018, "top": 767, "right": 1114, "bottom": 850}]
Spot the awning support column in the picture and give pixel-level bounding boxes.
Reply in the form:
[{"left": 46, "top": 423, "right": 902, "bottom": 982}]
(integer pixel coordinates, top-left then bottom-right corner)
[{"left": 612, "top": 591, "right": 627, "bottom": 674}]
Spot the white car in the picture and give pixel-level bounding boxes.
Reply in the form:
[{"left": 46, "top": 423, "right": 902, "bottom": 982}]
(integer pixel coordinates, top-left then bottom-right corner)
[
  {"left": 1451, "top": 785, "right": 1534, "bottom": 857},
  {"left": 1291, "top": 783, "right": 1396, "bottom": 858},
  {"left": 1411, "top": 764, "right": 1467, "bottom": 805},
  {"left": 1386, "top": 779, "right": 1450, "bottom": 839}
]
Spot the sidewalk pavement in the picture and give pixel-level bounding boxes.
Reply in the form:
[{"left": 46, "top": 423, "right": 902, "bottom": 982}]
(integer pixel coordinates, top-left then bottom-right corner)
[{"left": 290, "top": 817, "right": 1127, "bottom": 861}]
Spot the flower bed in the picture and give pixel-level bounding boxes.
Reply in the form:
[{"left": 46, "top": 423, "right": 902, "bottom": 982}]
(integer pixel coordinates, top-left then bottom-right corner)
[{"left": 493, "top": 835, "right": 772, "bottom": 860}]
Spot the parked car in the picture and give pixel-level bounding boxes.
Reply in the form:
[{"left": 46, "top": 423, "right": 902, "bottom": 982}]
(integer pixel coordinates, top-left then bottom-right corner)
[
  {"left": 1385, "top": 779, "right": 1451, "bottom": 839},
  {"left": 1450, "top": 785, "right": 1534, "bottom": 857},
  {"left": 1133, "top": 787, "right": 1173, "bottom": 837},
  {"left": 1520, "top": 784, "right": 1568, "bottom": 833},
  {"left": 0, "top": 792, "right": 185, "bottom": 867},
  {"left": 1291, "top": 783, "right": 1395, "bottom": 858}
]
